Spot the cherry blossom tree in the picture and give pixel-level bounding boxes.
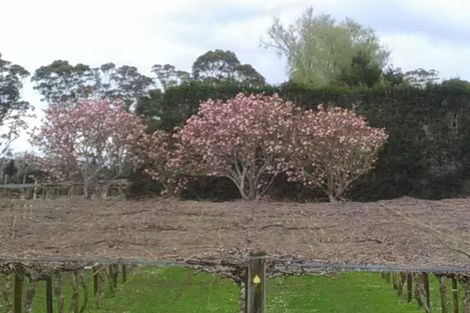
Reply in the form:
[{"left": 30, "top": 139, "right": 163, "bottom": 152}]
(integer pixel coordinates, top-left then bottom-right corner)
[
  {"left": 30, "top": 100, "right": 147, "bottom": 197},
  {"left": 177, "top": 93, "right": 296, "bottom": 200},
  {"left": 134, "top": 130, "right": 187, "bottom": 197},
  {"left": 287, "top": 105, "right": 388, "bottom": 201}
]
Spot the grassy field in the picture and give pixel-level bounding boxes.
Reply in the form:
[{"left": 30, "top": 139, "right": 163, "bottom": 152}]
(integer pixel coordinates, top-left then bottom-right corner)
[{"left": 0, "top": 266, "right": 461, "bottom": 313}]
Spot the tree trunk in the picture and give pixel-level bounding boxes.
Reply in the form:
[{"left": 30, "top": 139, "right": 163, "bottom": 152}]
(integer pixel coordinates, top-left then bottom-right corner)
[
  {"left": 70, "top": 271, "right": 79, "bottom": 313},
  {"left": 46, "top": 277, "right": 53, "bottom": 313},
  {"left": 407, "top": 273, "right": 413, "bottom": 303},
  {"left": 423, "top": 273, "right": 431, "bottom": 312},
  {"left": 452, "top": 278, "right": 459, "bottom": 313},
  {"left": 464, "top": 280, "right": 470, "bottom": 313},
  {"left": 328, "top": 193, "right": 337, "bottom": 202},
  {"left": 54, "top": 272, "right": 64, "bottom": 313},
  {"left": 414, "top": 274, "right": 424, "bottom": 308},
  {"left": 14, "top": 265, "right": 24, "bottom": 313},
  {"left": 397, "top": 272, "right": 405, "bottom": 296},
  {"left": 79, "top": 271, "right": 88, "bottom": 313},
  {"left": 24, "top": 278, "right": 36, "bottom": 313},
  {"left": 84, "top": 182, "right": 90, "bottom": 199},
  {"left": 439, "top": 275, "right": 449, "bottom": 313},
  {"left": 2, "top": 273, "right": 13, "bottom": 313}
]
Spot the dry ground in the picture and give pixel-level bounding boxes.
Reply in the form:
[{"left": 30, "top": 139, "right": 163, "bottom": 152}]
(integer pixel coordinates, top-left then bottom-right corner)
[{"left": 0, "top": 197, "right": 469, "bottom": 269}]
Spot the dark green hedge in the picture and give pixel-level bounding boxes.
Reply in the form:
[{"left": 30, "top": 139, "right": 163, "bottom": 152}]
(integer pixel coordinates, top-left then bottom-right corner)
[{"left": 134, "top": 81, "right": 470, "bottom": 201}]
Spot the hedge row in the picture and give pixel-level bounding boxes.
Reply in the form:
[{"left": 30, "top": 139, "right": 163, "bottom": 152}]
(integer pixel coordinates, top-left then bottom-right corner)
[{"left": 132, "top": 82, "right": 470, "bottom": 201}]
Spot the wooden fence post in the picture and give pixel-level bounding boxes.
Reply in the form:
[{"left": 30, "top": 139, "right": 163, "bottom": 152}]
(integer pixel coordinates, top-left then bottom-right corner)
[
  {"left": 247, "top": 253, "right": 266, "bottom": 313},
  {"left": 14, "top": 264, "right": 24, "bottom": 313},
  {"left": 46, "top": 276, "right": 54, "bottom": 313}
]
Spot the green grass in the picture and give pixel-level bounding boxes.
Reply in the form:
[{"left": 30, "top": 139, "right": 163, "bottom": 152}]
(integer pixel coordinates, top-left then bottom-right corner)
[
  {"left": 268, "top": 273, "right": 422, "bottom": 313},
  {"left": 0, "top": 267, "right": 461, "bottom": 312}
]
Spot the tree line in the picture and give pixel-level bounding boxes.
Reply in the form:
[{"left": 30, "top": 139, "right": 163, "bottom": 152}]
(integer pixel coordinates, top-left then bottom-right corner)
[{"left": 2, "top": 7, "right": 470, "bottom": 201}]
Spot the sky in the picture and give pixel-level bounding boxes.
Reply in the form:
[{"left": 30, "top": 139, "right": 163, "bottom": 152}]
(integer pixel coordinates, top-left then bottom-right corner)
[{"left": 2, "top": 0, "right": 470, "bottom": 152}]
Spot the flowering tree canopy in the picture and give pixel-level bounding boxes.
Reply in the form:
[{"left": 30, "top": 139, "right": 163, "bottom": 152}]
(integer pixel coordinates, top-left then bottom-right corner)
[
  {"left": 287, "top": 105, "right": 388, "bottom": 201},
  {"left": 30, "top": 100, "right": 146, "bottom": 197},
  {"left": 178, "top": 93, "right": 296, "bottom": 200},
  {"left": 134, "top": 130, "right": 187, "bottom": 197}
]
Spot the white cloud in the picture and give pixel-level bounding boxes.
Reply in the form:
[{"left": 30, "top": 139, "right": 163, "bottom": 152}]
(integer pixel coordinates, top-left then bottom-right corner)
[
  {"left": 2, "top": 0, "right": 470, "bottom": 152},
  {"left": 383, "top": 33, "right": 470, "bottom": 79}
]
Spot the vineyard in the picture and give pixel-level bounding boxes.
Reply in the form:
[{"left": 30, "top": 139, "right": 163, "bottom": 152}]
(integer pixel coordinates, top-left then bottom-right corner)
[{"left": 1, "top": 198, "right": 470, "bottom": 312}]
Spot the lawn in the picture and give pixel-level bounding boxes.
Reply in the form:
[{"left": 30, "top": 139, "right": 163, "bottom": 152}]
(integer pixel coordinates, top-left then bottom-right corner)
[{"left": 0, "top": 266, "right": 445, "bottom": 313}]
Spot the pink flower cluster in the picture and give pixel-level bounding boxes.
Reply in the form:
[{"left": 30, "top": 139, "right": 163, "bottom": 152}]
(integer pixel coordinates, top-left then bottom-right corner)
[
  {"left": 30, "top": 94, "right": 388, "bottom": 201},
  {"left": 30, "top": 100, "right": 147, "bottom": 194},
  {"left": 176, "top": 93, "right": 297, "bottom": 199},
  {"left": 286, "top": 105, "right": 388, "bottom": 201},
  {"left": 172, "top": 95, "right": 387, "bottom": 201},
  {"left": 133, "top": 130, "right": 187, "bottom": 197}
]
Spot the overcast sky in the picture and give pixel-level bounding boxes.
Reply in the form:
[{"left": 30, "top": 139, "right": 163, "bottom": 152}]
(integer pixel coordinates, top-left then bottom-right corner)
[{"left": 2, "top": 0, "right": 470, "bottom": 152}]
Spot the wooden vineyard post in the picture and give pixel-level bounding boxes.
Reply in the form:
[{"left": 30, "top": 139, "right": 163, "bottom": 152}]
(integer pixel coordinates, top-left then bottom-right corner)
[
  {"left": 14, "top": 264, "right": 24, "bottom": 313},
  {"left": 451, "top": 277, "right": 459, "bottom": 313},
  {"left": 46, "top": 276, "right": 54, "bottom": 313},
  {"left": 247, "top": 253, "right": 266, "bottom": 313}
]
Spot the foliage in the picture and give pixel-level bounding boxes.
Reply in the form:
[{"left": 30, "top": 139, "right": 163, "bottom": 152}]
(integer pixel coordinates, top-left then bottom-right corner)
[
  {"left": 31, "top": 60, "right": 97, "bottom": 105},
  {"left": 440, "top": 78, "right": 470, "bottom": 92},
  {"left": 150, "top": 50, "right": 266, "bottom": 92},
  {"left": 337, "top": 50, "right": 383, "bottom": 87},
  {"left": 403, "top": 68, "right": 439, "bottom": 88},
  {"left": 192, "top": 49, "right": 266, "bottom": 87},
  {"left": 136, "top": 80, "right": 276, "bottom": 131},
  {"left": 136, "top": 81, "right": 470, "bottom": 201},
  {"left": 0, "top": 53, "right": 30, "bottom": 156},
  {"left": 0, "top": 154, "right": 44, "bottom": 184},
  {"left": 263, "top": 8, "right": 389, "bottom": 87},
  {"left": 134, "top": 130, "right": 187, "bottom": 197},
  {"left": 177, "top": 93, "right": 296, "bottom": 200},
  {"left": 383, "top": 66, "right": 405, "bottom": 87},
  {"left": 29, "top": 100, "right": 147, "bottom": 197},
  {"left": 2, "top": 159, "right": 17, "bottom": 183},
  {"left": 97, "top": 63, "right": 154, "bottom": 107},
  {"left": 151, "top": 64, "right": 190, "bottom": 90},
  {"left": 287, "top": 105, "right": 388, "bottom": 201},
  {"left": 32, "top": 61, "right": 153, "bottom": 107}
]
